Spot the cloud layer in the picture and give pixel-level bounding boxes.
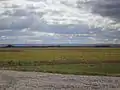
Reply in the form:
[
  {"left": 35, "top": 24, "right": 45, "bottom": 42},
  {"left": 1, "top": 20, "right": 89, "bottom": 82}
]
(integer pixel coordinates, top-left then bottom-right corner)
[{"left": 0, "top": 0, "right": 120, "bottom": 44}]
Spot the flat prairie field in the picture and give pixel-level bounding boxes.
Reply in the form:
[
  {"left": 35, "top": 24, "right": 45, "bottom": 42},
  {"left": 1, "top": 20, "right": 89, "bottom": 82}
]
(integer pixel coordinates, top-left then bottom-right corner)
[
  {"left": 0, "top": 47, "right": 120, "bottom": 76},
  {"left": 0, "top": 47, "right": 120, "bottom": 61}
]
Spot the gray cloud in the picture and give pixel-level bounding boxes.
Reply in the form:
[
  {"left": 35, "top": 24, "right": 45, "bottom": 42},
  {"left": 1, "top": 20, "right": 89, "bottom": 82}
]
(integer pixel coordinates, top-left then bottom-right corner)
[
  {"left": 0, "top": 16, "right": 32, "bottom": 30},
  {"left": 92, "top": 0, "right": 120, "bottom": 22}
]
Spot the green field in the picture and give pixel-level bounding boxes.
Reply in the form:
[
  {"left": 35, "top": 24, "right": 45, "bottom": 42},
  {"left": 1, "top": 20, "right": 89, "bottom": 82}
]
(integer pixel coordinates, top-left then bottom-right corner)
[{"left": 0, "top": 47, "right": 120, "bottom": 76}]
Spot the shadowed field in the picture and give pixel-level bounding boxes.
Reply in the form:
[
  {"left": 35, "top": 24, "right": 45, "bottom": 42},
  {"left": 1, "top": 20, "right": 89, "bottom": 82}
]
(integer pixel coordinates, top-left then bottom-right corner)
[
  {"left": 0, "top": 50, "right": 23, "bottom": 52},
  {"left": 0, "top": 47, "right": 120, "bottom": 76}
]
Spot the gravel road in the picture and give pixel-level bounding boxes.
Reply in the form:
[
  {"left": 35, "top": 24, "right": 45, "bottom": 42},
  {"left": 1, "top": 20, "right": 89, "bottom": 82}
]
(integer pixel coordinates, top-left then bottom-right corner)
[{"left": 0, "top": 70, "right": 120, "bottom": 90}]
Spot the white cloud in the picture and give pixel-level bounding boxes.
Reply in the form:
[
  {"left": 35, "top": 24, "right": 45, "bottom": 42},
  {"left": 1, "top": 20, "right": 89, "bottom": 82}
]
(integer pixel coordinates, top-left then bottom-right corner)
[{"left": 0, "top": 0, "right": 120, "bottom": 44}]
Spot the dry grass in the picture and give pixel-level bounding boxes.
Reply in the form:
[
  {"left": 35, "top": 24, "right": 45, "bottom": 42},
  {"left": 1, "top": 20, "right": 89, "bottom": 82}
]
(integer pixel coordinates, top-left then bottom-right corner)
[{"left": 0, "top": 47, "right": 120, "bottom": 62}]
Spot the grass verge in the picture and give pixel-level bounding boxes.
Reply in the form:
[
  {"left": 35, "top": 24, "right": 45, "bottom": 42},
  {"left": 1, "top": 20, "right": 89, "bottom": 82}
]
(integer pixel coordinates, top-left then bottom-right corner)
[{"left": 0, "top": 61, "right": 120, "bottom": 76}]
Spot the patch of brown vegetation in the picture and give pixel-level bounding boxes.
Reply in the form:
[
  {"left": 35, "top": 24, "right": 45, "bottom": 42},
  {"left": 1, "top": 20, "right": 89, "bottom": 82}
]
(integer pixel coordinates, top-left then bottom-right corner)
[
  {"left": 0, "top": 59, "right": 120, "bottom": 67},
  {"left": 103, "top": 60, "right": 120, "bottom": 63},
  {"left": 0, "top": 50, "right": 23, "bottom": 52}
]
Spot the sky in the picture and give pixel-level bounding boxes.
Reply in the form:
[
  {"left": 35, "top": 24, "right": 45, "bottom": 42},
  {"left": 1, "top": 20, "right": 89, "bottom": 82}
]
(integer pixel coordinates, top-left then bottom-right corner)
[{"left": 0, "top": 0, "right": 120, "bottom": 44}]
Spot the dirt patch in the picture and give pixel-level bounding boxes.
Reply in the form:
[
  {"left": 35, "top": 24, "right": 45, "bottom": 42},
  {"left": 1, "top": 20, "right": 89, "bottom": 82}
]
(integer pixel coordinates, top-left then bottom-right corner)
[{"left": 0, "top": 70, "right": 120, "bottom": 90}]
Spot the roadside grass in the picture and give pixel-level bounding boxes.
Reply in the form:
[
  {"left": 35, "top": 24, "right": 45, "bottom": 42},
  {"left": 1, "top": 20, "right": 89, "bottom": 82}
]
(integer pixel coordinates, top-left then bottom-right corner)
[
  {"left": 0, "top": 47, "right": 120, "bottom": 76},
  {"left": 1, "top": 63, "right": 120, "bottom": 76}
]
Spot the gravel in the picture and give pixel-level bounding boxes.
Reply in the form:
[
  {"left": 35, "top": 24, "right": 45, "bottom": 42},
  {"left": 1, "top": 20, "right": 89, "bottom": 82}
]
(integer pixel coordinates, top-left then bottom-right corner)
[{"left": 0, "top": 70, "right": 120, "bottom": 90}]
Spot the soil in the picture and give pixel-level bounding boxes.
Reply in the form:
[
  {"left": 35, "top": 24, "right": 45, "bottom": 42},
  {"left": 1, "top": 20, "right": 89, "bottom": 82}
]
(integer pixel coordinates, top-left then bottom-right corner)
[{"left": 0, "top": 70, "right": 120, "bottom": 90}]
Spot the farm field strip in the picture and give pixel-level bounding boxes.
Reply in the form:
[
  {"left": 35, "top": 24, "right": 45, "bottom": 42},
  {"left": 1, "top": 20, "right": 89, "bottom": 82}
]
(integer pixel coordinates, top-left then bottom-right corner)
[
  {"left": 0, "top": 47, "right": 120, "bottom": 76},
  {"left": 0, "top": 47, "right": 120, "bottom": 61}
]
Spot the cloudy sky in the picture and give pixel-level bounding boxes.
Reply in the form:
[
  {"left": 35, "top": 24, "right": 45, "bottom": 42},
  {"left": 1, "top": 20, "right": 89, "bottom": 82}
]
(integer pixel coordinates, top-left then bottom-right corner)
[{"left": 0, "top": 0, "right": 120, "bottom": 44}]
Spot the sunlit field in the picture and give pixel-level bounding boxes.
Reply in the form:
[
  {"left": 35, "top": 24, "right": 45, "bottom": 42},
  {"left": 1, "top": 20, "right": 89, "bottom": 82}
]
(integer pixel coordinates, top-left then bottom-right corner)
[
  {"left": 1, "top": 47, "right": 120, "bottom": 61},
  {"left": 0, "top": 47, "right": 120, "bottom": 76}
]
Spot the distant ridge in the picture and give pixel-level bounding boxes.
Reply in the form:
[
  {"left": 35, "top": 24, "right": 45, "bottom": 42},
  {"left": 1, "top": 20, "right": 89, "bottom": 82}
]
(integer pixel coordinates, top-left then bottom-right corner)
[{"left": 0, "top": 44, "right": 120, "bottom": 48}]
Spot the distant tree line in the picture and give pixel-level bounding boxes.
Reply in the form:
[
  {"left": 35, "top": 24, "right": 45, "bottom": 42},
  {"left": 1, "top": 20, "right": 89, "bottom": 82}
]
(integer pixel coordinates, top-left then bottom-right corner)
[{"left": 1, "top": 44, "right": 120, "bottom": 48}]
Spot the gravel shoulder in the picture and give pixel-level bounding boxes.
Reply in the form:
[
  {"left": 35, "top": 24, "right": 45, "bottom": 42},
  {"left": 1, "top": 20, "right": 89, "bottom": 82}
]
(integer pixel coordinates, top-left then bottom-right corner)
[{"left": 0, "top": 70, "right": 120, "bottom": 90}]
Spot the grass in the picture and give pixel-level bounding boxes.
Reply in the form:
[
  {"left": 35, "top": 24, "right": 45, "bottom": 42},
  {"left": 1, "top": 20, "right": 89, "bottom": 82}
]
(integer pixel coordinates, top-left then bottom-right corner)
[
  {"left": 0, "top": 47, "right": 120, "bottom": 76},
  {"left": 2, "top": 63, "right": 120, "bottom": 76},
  {"left": 1, "top": 47, "right": 120, "bottom": 61}
]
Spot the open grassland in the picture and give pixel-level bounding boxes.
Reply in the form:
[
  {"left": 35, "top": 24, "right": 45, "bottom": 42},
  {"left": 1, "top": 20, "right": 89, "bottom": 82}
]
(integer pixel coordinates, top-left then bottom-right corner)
[
  {"left": 0, "top": 47, "right": 120, "bottom": 61},
  {"left": 0, "top": 47, "right": 120, "bottom": 76}
]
